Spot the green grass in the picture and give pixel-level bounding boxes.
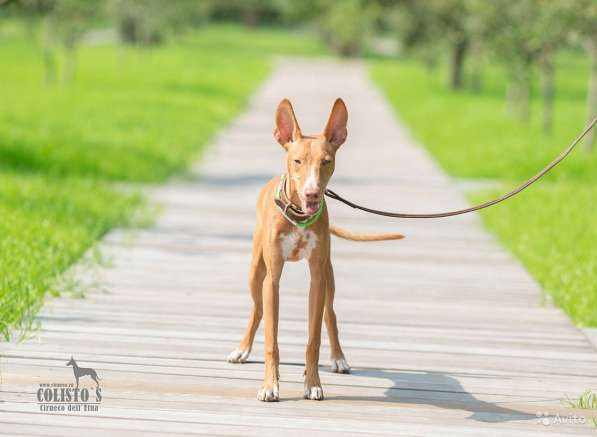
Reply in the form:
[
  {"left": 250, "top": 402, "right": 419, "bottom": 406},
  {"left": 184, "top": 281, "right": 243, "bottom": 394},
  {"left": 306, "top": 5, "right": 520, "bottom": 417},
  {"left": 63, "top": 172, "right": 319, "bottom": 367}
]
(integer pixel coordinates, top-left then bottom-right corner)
[
  {"left": 471, "top": 184, "right": 596, "bottom": 325},
  {"left": 564, "top": 390, "right": 597, "bottom": 427},
  {"left": 371, "top": 54, "right": 597, "bottom": 326},
  {"left": 371, "top": 55, "right": 595, "bottom": 182},
  {"left": 0, "top": 23, "right": 326, "bottom": 339},
  {"left": 0, "top": 175, "right": 142, "bottom": 338}
]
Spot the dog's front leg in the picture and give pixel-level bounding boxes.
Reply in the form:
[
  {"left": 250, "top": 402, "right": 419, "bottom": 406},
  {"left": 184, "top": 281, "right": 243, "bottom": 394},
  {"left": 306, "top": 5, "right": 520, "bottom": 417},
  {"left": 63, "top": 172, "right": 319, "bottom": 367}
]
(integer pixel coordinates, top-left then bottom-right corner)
[
  {"left": 304, "top": 256, "right": 326, "bottom": 400},
  {"left": 257, "top": 255, "right": 283, "bottom": 402}
]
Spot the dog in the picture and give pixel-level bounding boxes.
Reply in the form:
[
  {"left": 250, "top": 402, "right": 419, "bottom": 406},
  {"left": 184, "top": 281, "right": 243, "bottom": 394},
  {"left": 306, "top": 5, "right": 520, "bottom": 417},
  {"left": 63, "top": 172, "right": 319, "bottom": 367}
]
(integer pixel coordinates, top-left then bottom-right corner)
[
  {"left": 66, "top": 356, "right": 100, "bottom": 389},
  {"left": 227, "top": 98, "right": 403, "bottom": 402}
]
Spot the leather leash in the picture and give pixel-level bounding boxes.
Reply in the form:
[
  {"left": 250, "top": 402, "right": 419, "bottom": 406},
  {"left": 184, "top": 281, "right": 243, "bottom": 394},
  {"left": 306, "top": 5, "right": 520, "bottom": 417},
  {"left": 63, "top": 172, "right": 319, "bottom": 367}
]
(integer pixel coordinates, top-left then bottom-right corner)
[{"left": 324, "top": 117, "right": 596, "bottom": 219}]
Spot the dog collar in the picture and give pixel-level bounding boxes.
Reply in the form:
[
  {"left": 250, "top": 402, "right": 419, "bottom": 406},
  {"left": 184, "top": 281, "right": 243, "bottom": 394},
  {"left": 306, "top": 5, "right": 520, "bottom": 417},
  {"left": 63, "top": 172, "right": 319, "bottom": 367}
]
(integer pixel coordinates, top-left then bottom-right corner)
[{"left": 274, "top": 174, "right": 324, "bottom": 229}]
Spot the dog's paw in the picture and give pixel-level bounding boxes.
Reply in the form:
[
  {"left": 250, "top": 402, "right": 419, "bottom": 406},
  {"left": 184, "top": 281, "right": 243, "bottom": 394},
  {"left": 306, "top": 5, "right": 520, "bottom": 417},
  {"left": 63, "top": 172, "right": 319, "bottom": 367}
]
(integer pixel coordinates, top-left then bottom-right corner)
[
  {"left": 257, "top": 384, "right": 279, "bottom": 402},
  {"left": 304, "top": 386, "right": 324, "bottom": 400},
  {"left": 227, "top": 348, "right": 250, "bottom": 363},
  {"left": 330, "top": 357, "right": 351, "bottom": 374}
]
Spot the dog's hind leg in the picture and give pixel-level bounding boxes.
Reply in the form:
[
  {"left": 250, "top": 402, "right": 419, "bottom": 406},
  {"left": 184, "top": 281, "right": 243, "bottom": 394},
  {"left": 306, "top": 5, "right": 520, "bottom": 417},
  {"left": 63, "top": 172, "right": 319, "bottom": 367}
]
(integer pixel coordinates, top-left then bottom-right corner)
[
  {"left": 324, "top": 260, "right": 351, "bottom": 374},
  {"left": 228, "top": 236, "right": 265, "bottom": 364}
]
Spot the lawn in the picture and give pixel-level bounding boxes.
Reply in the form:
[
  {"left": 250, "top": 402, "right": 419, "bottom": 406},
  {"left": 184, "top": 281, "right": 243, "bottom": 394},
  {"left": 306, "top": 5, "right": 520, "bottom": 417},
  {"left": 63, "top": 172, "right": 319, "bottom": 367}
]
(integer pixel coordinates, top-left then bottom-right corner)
[
  {"left": 0, "top": 23, "right": 326, "bottom": 339},
  {"left": 371, "top": 54, "right": 597, "bottom": 326}
]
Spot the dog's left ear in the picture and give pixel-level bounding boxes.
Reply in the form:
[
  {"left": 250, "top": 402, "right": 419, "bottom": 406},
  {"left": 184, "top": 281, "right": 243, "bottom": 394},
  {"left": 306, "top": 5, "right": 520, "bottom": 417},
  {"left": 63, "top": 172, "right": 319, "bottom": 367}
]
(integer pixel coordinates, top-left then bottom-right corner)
[
  {"left": 324, "top": 98, "right": 348, "bottom": 148},
  {"left": 274, "top": 98, "right": 302, "bottom": 149}
]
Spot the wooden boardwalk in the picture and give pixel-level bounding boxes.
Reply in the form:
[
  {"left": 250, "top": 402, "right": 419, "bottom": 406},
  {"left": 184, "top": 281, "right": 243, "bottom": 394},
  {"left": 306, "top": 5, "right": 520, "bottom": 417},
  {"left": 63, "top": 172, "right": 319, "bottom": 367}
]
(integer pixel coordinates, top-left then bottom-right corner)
[{"left": 1, "top": 59, "right": 597, "bottom": 436}]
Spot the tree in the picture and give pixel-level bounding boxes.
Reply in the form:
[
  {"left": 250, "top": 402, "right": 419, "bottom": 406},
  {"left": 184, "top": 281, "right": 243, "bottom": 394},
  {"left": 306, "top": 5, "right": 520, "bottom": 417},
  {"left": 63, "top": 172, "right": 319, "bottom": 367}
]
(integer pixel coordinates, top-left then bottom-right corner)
[
  {"left": 273, "top": 0, "right": 321, "bottom": 24},
  {"left": 567, "top": 0, "right": 597, "bottom": 151},
  {"left": 429, "top": 0, "right": 471, "bottom": 90},
  {"left": 49, "top": 0, "right": 100, "bottom": 83},
  {"left": 207, "top": 0, "right": 281, "bottom": 27},
  {"left": 113, "top": 0, "right": 212, "bottom": 45},
  {"left": 317, "top": 0, "right": 379, "bottom": 57},
  {"left": 7, "top": 0, "right": 57, "bottom": 82},
  {"left": 236, "top": 0, "right": 277, "bottom": 26},
  {"left": 114, "top": 0, "right": 165, "bottom": 45},
  {"left": 13, "top": 0, "right": 102, "bottom": 83},
  {"left": 386, "top": 0, "right": 443, "bottom": 72},
  {"left": 472, "top": 0, "right": 542, "bottom": 122},
  {"left": 529, "top": 2, "right": 573, "bottom": 135},
  {"left": 584, "top": 29, "right": 597, "bottom": 151},
  {"left": 389, "top": 0, "right": 471, "bottom": 89}
]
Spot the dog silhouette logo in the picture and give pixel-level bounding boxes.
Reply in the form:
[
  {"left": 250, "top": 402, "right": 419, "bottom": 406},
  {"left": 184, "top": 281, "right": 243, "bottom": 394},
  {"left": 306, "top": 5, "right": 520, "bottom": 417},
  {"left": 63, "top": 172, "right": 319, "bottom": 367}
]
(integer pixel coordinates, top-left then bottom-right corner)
[{"left": 66, "top": 356, "right": 100, "bottom": 389}]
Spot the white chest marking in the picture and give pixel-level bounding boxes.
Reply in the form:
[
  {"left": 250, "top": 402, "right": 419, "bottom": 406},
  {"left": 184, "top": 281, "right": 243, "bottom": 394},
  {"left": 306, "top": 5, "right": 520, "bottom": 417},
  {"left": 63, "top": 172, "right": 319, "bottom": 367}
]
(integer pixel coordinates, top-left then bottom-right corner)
[
  {"left": 298, "top": 230, "right": 318, "bottom": 260},
  {"left": 280, "top": 231, "right": 318, "bottom": 261},
  {"left": 280, "top": 232, "right": 300, "bottom": 260}
]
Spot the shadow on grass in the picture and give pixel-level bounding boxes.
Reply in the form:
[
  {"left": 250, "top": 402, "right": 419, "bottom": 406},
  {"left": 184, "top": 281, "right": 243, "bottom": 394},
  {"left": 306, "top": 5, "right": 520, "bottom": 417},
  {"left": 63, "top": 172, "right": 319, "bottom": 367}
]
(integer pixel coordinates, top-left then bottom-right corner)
[{"left": 0, "top": 137, "right": 185, "bottom": 182}]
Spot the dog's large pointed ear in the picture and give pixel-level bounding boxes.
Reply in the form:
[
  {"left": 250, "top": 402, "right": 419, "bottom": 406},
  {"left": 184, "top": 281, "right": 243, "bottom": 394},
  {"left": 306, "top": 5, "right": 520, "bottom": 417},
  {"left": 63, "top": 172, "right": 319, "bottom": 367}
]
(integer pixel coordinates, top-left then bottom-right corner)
[
  {"left": 274, "top": 98, "right": 302, "bottom": 148},
  {"left": 324, "top": 98, "right": 348, "bottom": 148}
]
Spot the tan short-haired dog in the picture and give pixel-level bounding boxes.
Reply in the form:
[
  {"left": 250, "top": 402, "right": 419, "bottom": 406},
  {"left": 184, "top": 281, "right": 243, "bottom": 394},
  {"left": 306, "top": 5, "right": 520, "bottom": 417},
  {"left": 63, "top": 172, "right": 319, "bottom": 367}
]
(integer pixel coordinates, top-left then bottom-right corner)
[{"left": 227, "top": 98, "right": 403, "bottom": 402}]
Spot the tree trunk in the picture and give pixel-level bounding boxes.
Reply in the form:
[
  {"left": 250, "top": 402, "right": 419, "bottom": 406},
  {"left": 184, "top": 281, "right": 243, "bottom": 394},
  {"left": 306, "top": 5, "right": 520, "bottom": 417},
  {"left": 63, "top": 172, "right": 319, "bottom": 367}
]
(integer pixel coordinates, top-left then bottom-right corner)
[
  {"left": 119, "top": 14, "right": 139, "bottom": 44},
  {"left": 242, "top": 6, "right": 259, "bottom": 27},
  {"left": 449, "top": 38, "right": 468, "bottom": 90},
  {"left": 469, "top": 55, "right": 483, "bottom": 93},
  {"left": 507, "top": 77, "right": 531, "bottom": 122},
  {"left": 506, "top": 58, "right": 533, "bottom": 123},
  {"left": 519, "top": 77, "right": 531, "bottom": 122},
  {"left": 63, "top": 31, "right": 78, "bottom": 84},
  {"left": 540, "top": 44, "right": 555, "bottom": 135},
  {"left": 585, "top": 35, "right": 597, "bottom": 152},
  {"left": 41, "top": 17, "right": 56, "bottom": 84},
  {"left": 63, "top": 46, "right": 77, "bottom": 84}
]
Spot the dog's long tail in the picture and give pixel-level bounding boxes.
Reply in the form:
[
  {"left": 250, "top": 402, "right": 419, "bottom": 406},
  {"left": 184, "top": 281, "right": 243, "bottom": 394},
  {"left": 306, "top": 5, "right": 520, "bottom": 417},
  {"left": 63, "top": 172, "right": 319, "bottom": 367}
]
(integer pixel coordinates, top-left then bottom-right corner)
[{"left": 329, "top": 224, "right": 404, "bottom": 242}]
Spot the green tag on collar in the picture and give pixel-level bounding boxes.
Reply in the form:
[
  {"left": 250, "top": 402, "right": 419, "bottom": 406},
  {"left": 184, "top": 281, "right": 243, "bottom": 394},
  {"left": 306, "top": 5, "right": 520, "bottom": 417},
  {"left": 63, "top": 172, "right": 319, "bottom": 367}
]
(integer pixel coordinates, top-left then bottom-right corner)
[{"left": 295, "top": 199, "right": 325, "bottom": 229}]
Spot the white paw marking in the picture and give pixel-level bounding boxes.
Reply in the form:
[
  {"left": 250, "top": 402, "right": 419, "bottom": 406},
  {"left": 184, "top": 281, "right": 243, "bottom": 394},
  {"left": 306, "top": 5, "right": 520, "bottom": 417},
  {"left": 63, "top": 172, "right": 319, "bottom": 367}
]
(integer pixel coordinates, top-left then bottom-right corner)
[
  {"left": 227, "top": 349, "right": 250, "bottom": 363},
  {"left": 257, "top": 384, "right": 279, "bottom": 402},
  {"left": 304, "top": 386, "right": 324, "bottom": 400},
  {"left": 330, "top": 357, "right": 351, "bottom": 374}
]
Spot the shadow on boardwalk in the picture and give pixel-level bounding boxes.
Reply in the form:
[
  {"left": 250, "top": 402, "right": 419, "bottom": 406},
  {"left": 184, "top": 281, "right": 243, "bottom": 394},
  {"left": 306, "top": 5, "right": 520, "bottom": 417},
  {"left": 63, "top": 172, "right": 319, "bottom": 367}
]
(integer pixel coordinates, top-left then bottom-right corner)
[{"left": 328, "top": 369, "right": 538, "bottom": 424}]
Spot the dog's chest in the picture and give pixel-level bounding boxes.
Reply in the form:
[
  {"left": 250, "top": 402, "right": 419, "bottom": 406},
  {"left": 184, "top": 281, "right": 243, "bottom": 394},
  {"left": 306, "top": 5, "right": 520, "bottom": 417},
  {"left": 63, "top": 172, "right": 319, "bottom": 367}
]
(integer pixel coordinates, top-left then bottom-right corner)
[{"left": 279, "top": 230, "right": 318, "bottom": 261}]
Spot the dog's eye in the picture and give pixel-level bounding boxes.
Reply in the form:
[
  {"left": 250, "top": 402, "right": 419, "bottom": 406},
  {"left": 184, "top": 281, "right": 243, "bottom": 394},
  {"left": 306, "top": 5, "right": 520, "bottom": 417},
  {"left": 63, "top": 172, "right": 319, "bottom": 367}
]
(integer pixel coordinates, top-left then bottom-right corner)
[
  {"left": 322, "top": 159, "right": 331, "bottom": 165},
  {"left": 294, "top": 159, "right": 302, "bottom": 165}
]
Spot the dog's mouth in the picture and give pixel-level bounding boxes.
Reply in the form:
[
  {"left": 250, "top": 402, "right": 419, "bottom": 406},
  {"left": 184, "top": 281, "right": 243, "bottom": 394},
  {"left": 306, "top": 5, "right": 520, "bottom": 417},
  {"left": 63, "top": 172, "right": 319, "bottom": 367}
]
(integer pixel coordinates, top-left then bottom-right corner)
[{"left": 304, "top": 200, "right": 320, "bottom": 216}]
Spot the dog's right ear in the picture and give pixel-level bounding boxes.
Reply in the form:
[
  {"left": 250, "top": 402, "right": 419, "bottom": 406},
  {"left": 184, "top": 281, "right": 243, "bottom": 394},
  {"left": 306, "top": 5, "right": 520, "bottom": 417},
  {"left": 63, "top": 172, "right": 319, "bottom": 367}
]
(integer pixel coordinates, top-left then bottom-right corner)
[
  {"left": 324, "top": 98, "right": 348, "bottom": 148},
  {"left": 274, "top": 98, "right": 302, "bottom": 149}
]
